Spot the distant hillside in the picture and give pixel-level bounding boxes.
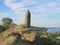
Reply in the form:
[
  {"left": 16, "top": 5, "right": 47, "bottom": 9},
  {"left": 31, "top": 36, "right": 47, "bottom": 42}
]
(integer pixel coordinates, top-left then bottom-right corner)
[{"left": 31, "top": 26, "right": 47, "bottom": 31}]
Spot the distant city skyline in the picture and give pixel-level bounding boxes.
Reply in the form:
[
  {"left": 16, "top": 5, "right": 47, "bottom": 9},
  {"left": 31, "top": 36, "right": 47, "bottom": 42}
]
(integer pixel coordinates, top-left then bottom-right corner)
[{"left": 0, "top": 0, "right": 60, "bottom": 27}]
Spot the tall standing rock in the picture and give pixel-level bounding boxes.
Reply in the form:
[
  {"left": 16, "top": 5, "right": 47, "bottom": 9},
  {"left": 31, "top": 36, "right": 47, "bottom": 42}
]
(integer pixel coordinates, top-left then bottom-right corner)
[{"left": 24, "top": 10, "right": 31, "bottom": 28}]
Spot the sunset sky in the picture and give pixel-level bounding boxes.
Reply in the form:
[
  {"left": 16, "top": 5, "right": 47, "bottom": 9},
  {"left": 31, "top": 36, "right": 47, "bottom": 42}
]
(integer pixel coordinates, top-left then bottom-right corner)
[{"left": 0, "top": 0, "right": 60, "bottom": 27}]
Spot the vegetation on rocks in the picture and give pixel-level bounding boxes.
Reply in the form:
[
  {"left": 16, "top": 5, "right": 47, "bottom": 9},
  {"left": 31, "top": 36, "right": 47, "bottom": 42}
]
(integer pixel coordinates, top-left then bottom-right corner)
[
  {"left": 0, "top": 17, "right": 16, "bottom": 33},
  {"left": 37, "top": 31, "right": 60, "bottom": 45},
  {"left": 0, "top": 25, "right": 5, "bottom": 33}
]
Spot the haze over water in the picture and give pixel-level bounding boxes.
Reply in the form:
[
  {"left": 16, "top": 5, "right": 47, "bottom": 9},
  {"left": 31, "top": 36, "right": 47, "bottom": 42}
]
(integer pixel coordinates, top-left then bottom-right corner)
[{"left": 48, "top": 28, "right": 60, "bottom": 33}]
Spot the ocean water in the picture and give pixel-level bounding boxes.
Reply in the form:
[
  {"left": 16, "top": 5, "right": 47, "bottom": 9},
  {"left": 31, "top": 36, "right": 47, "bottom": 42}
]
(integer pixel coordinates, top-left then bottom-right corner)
[{"left": 47, "top": 28, "right": 60, "bottom": 33}]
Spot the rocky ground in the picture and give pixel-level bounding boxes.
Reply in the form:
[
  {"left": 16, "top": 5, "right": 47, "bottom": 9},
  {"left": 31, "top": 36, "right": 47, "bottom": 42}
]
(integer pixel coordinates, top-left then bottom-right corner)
[{"left": 0, "top": 25, "right": 43, "bottom": 45}]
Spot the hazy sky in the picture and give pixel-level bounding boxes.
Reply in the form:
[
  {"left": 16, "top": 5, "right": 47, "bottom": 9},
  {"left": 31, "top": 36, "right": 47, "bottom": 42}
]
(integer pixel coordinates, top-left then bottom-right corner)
[{"left": 0, "top": 0, "right": 60, "bottom": 27}]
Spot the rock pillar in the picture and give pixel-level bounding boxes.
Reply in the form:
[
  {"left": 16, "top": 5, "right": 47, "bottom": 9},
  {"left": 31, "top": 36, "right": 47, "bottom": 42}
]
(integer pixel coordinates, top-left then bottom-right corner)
[{"left": 24, "top": 10, "right": 31, "bottom": 28}]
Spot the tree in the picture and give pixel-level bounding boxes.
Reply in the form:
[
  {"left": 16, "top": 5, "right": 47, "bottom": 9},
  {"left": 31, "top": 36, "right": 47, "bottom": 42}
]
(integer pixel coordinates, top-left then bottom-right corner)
[{"left": 2, "top": 17, "right": 13, "bottom": 30}]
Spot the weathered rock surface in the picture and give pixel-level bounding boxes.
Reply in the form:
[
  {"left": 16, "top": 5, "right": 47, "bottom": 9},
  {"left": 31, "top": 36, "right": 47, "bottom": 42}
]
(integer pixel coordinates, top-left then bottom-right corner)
[
  {"left": 24, "top": 10, "right": 31, "bottom": 28},
  {"left": 1, "top": 36, "right": 16, "bottom": 45},
  {"left": 0, "top": 25, "right": 36, "bottom": 45}
]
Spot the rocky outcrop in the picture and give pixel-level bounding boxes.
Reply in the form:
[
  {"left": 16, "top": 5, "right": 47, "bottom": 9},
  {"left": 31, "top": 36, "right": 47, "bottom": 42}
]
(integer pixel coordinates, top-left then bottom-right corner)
[
  {"left": 0, "top": 10, "right": 44, "bottom": 45},
  {"left": 0, "top": 25, "right": 36, "bottom": 45},
  {"left": 21, "top": 30, "right": 36, "bottom": 41}
]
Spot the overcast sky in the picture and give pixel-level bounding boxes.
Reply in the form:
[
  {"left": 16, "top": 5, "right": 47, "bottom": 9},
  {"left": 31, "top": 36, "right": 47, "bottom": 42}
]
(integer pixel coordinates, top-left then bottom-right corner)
[{"left": 0, "top": 0, "right": 60, "bottom": 27}]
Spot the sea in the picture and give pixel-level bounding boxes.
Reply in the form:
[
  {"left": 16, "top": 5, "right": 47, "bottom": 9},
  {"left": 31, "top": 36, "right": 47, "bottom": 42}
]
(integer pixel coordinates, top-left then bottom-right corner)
[{"left": 47, "top": 28, "right": 60, "bottom": 33}]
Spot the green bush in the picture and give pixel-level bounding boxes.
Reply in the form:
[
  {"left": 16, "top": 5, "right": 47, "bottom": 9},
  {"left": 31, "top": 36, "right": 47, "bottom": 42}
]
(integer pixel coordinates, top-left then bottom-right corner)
[
  {"left": 0, "top": 25, "right": 5, "bottom": 33},
  {"left": 2, "top": 17, "right": 13, "bottom": 30}
]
